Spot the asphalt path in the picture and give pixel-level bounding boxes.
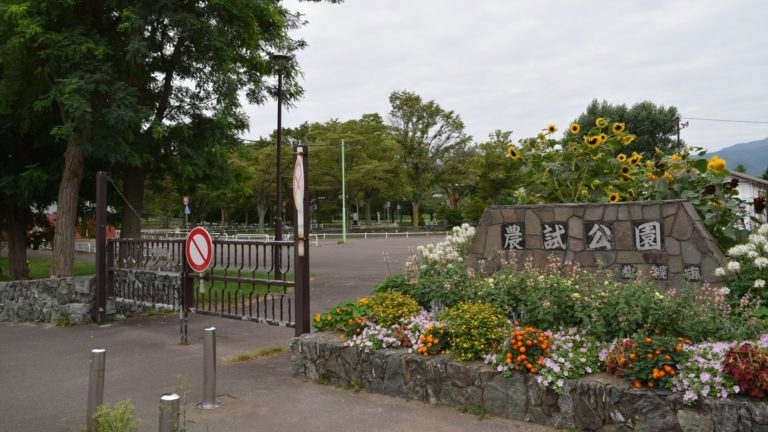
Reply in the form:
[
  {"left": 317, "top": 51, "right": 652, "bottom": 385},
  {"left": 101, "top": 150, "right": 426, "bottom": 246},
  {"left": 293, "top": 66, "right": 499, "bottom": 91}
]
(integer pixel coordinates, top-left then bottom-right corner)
[{"left": 3, "top": 238, "right": 555, "bottom": 432}]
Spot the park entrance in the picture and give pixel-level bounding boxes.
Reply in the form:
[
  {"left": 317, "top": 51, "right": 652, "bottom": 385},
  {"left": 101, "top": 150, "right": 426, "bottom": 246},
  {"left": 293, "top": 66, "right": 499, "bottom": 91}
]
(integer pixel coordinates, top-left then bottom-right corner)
[{"left": 92, "top": 145, "right": 311, "bottom": 342}]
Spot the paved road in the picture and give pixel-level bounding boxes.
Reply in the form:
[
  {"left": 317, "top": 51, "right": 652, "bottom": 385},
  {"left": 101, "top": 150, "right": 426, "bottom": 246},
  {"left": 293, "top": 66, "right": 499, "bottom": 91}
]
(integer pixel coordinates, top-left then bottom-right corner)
[{"left": 2, "top": 238, "right": 555, "bottom": 432}]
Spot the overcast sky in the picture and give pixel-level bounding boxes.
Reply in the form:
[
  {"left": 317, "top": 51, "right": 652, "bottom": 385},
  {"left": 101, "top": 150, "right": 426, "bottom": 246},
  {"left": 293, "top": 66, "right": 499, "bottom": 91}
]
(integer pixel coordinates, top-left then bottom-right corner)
[{"left": 243, "top": 0, "right": 768, "bottom": 152}]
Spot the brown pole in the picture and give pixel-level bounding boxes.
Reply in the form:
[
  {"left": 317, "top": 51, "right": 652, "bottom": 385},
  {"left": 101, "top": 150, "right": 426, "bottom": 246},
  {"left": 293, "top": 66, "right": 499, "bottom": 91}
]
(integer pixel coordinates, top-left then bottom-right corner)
[{"left": 94, "top": 171, "right": 107, "bottom": 324}]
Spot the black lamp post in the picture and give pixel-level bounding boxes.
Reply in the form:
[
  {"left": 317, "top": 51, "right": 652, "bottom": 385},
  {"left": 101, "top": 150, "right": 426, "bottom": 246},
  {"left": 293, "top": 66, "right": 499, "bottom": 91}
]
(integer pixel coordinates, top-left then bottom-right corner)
[{"left": 272, "top": 54, "right": 290, "bottom": 278}]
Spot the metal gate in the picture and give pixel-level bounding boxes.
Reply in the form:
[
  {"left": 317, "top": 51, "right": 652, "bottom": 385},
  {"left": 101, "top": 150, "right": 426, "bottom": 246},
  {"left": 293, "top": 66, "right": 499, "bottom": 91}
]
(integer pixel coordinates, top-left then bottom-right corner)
[{"left": 93, "top": 145, "right": 311, "bottom": 340}]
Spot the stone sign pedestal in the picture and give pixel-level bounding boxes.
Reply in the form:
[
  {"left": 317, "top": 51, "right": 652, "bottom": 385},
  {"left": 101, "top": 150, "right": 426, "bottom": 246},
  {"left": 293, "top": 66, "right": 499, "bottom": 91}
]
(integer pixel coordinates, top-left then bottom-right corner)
[{"left": 468, "top": 200, "right": 724, "bottom": 287}]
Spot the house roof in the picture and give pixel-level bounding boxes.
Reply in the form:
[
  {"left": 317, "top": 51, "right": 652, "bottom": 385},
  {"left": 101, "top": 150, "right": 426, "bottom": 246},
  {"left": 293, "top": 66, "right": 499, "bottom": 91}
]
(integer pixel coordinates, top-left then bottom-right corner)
[{"left": 731, "top": 171, "right": 768, "bottom": 187}]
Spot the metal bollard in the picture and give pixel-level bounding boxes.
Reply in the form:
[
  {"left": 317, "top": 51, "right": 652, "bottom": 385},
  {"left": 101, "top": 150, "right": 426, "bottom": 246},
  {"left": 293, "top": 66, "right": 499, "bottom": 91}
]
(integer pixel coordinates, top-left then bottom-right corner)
[
  {"left": 196, "top": 327, "right": 222, "bottom": 409},
  {"left": 158, "top": 393, "right": 180, "bottom": 432},
  {"left": 86, "top": 348, "right": 107, "bottom": 432}
]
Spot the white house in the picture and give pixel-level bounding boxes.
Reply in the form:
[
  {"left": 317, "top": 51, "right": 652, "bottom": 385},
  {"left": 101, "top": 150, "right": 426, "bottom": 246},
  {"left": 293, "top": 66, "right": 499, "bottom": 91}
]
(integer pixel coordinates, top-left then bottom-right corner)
[{"left": 731, "top": 171, "right": 768, "bottom": 230}]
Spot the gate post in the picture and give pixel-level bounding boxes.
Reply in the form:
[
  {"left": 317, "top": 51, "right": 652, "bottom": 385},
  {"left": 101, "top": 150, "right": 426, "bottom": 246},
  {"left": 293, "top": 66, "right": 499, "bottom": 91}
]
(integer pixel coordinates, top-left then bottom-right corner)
[
  {"left": 180, "top": 245, "right": 193, "bottom": 344},
  {"left": 293, "top": 144, "right": 310, "bottom": 336},
  {"left": 94, "top": 171, "right": 107, "bottom": 324}
]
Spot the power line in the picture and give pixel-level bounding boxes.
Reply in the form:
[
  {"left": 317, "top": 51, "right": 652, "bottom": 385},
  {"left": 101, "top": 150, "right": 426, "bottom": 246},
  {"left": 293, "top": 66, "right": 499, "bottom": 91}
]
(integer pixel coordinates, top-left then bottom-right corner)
[{"left": 682, "top": 117, "right": 768, "bottom": 124}]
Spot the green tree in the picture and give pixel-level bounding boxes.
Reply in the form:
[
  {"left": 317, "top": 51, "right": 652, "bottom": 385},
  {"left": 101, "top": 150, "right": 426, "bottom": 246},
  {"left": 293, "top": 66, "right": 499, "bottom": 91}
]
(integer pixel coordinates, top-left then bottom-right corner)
[
  {"left": 735, "top": 164, "right": 747, "bottom": 173},
  {"left": 387, "top": 91, "right": 470, "bottom": 228},
  {"left": 474, "top": 130, "right": 522, "bottom": 204},
  {"left": 763, "top": 166, "right": 768, "bottom": 181},
  {"left": 574, "top": 99, "right": 682, "bottom": 157},
  {"left": 1, "top": 0, "right": 339, "bottom": 275}
]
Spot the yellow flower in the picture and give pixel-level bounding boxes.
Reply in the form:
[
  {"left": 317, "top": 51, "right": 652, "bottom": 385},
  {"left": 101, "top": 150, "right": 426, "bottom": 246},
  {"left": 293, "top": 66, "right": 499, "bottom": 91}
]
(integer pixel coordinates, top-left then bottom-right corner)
[
  {"left": 326, "top": 314, "right": 332, "bottom": 321},
  {"left": 314, "top": 313, "right": 321, "bottom": 322},
  {"left": 627, "top": 189, "right": 636, "bottom": 199},
  {"left": 616, "top": 153, "right": 627, "bottom": 163},
  {"left": 620, "top": 176, "right": 632, "bottom": 184},
  {"left": 583, "top": 135, "right": 600, "bottom": 149},
  {"left": 596, "top": 117, "right": 609, "bottom": 128},
  {"left": 608, "top": 192, "right": 620, "bottom": 203},
  {"left": 645, "top": 160, "right": 653, "bottom": 169},
  {"left": 537, "top": 131, "right": 546, "bottom": 140},
  {"left": 590, "top": 179, "right": 601, "bottom": 190},
  {"left": 546, "top": 124, "right": 557, "bottom": 134},
  {"left": 671, "top": 154, "right": 682, "bottom": 161},
  {"left": 620, "top": 166, "right": 631, "bottom": 176},
  {"left": 507, "top": 145, "right": 521, "bottom": 160},
  {"left": 707, "top": 155, "right": 726, "bottom": 172},
  {"left": 598, "top": 133, "right": 608, "bottom": 143},
  {"left": 611, "top": 122, "right": 626, "bottom": 133},
  {"left": 569, "top": 123, "right": 581, "bottom": 134},
  {"left": 629, "top": 152, "right": 641, "bottom": 165},
  {"left": 664, "top": 171, "right": 674, "bottom": 182},
  {"left": 622, "top": 134, "right": 637, "bottom": 145}
]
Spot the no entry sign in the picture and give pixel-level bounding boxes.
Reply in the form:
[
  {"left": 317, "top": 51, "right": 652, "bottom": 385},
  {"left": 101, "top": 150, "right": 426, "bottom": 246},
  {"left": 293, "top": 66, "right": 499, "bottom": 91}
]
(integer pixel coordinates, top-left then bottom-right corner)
[{"left": 186, "top": 227, "right": 212, "bottom": 272}]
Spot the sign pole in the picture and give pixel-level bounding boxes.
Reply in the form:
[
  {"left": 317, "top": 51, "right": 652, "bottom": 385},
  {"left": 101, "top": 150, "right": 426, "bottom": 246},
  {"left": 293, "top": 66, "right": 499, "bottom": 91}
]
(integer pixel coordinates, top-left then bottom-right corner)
[{"left": 294, "top": 144, "right": 310, "bottom": 336}]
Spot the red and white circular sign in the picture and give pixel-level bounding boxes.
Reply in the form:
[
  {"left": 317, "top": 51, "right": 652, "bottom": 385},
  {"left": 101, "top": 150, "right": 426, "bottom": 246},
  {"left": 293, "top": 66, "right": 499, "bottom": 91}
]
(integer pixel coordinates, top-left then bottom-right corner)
[{"left": 186, "top": 227, "right": 212, "bottom": 272}]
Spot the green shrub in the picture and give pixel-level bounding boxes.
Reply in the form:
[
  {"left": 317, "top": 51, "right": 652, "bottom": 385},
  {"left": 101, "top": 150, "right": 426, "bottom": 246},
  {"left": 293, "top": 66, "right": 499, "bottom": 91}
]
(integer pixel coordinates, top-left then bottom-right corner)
[
  {"left": 441, "top": 301, "right": 507, "bottom": 361},
  {"left": 313, "top": 300, "right": 369, "bottom": 336},
  {"left": 373, "top": 274, "right": 406, "bottom": 294},
  {"left": 93, "top": 400, "right": 141, "bottom": 432},
  {"left": 367, "top": 291, "right": 421, "bottom": 327}
]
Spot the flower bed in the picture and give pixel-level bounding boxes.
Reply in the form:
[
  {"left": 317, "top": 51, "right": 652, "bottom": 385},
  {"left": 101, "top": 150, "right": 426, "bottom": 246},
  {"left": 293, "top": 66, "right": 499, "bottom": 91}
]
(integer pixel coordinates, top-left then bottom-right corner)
[{"left": 303, "top": 223, "right": 768, "bottom": 429}]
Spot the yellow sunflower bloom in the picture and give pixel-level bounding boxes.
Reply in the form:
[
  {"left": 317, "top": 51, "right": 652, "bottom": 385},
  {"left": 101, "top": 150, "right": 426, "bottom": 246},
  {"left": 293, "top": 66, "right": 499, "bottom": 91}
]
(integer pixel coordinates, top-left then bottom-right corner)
[
  {"left": 596, "top": 117, "right": 609, "bottom": 128},
  {"left": 620, "top": 166, "right": 631, "bottom": 176},
  {"left": 507, "top": 145, "right": 521, "bottom": 160},
  {"left": 608, "top": 192, "right": 620, "bottom": 203},
  {"left": 598, "top": 133, "right": 608, "bottom": 143},
  {"left": 617, "top": 153, "right": 627, "bottom": 163},
  {"left": 583, "top": 135, "right": 600, "bottom": 149},
  {"left": 611, "top": 122, "right": 626, "bottom": 133},
  {"left": 538, "top": 132, "right": 546, "bottom": 140},
  {"left": 622, "top": 134, "right": 637, "bottom": 145},
  {"left": 707, "top": 155, "right": 726, "bottom": 172},
  {"left": 671, "top": 154, "right": 682, "bottom": 161},
  {"left": 569, "top": 123, "right": 581, "bottom": 134},
  {"left": 546, "top": 124, "right": 557, "bottom": 134}
]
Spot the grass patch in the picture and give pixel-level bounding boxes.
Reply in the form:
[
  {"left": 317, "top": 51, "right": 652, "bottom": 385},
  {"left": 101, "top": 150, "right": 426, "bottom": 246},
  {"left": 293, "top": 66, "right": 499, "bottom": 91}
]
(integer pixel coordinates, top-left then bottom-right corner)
[
  {"left": 142, "top": 308, "right": 177, "bottom": 318},
  {"left": 224, "top": 346, "right": 286, "bottom": 364},
  {"left": 195, "top": 270, "right": 293, "bottom": 304},
  {"left": 0, "top": 257, "right": 96, "bottom": 282}
]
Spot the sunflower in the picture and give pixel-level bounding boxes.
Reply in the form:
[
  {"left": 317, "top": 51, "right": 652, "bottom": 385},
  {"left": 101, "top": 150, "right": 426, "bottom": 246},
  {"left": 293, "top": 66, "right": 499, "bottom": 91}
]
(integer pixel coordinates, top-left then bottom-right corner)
[
  {"left": 608, "top": 192, "right": 620, "bottom": 203},
  {"left": 616, "top": 153, "right": 627, "bottom": 163},
  {"left": 707, "top": 155, "right": 726, "bottom": 172},
  {"left": 611, "top": 122, "right": 626, "bottom": 133},
  {"left": 622, "top": 134, "right": 637, "bottom": 145},
  {"left": 645, "top": 160, "right": 653, "bottom": 169},
  {"left": 583, "top": 135, "right": 600, "bottom": 149},
  {"left": 629, "top": 153, "right": 641, "bottom": 165},
  {"left": 538, "top": 132, "right": 546, "bottom": 140},
  {"left": 671, "top": 154, "right": 682, "bottom": 161},
  {"left": 620, "top": 166, "right": 631, "bottom": 176},
  {"left": 507, "top": 145, "right": 521, "bottom": 160},
  {"left": 598, "top": 133, "right": 608, "bottom": 144},
  {"left": 627, "top": 189, "right": 636, "bottom": 199},
  {"left": 620, "top": 176, "right": 632, "bottom": 184},
  {"left": 569, "top": 123, "right": 581, "bottom": 134},
  {"left": 596, "top": 117, "right": 609, "bottom": 128},
  {"left": 546, "top": 124, "right": 557, "bottom": 134}
]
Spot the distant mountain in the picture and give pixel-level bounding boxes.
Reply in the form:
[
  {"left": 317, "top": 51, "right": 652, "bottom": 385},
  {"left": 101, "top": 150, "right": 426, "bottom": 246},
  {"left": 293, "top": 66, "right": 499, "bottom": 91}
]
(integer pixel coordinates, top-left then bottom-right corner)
[{"left": 708, "top": 138, "right": 768, "bottom": 177}]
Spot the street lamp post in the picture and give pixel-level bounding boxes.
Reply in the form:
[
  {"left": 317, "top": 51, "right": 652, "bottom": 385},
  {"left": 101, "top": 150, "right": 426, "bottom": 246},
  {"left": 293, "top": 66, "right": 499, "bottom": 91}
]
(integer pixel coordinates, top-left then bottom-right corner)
[{"left": 272, "top": 54, "right": 290, "bottom": 278}]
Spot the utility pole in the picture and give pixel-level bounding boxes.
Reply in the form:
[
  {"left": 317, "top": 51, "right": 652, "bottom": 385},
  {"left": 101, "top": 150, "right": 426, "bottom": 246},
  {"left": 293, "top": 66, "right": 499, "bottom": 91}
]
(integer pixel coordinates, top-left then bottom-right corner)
[{"left": 341, "top": 139, "right": 347, "bottom": 244}]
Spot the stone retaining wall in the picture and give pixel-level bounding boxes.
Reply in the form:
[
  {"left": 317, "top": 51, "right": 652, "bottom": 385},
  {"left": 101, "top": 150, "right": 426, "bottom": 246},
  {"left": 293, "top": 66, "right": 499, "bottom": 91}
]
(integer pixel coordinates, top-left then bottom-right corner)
[
  {"left": 0, "top": 276, "right": 95, "bottom": 325},
  {"left": 292, "top": 332, "right": 768, "bottom": 432}
]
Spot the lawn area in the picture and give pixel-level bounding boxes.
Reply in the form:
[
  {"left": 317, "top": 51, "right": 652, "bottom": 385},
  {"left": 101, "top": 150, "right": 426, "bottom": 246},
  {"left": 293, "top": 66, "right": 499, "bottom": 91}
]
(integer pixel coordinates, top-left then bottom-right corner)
[
  {"left": 0, "top": 257, "right": 96, "bottom": 282},
  {"left": 200, "top": 269, "right": 293, "bottom": 299}
]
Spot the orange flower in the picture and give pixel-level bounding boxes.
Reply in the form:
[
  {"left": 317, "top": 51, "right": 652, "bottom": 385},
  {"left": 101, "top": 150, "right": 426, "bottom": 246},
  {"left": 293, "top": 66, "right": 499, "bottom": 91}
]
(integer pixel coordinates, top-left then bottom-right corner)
[{"left": 645, "top": 338, "right": 653, "bottom": 344}]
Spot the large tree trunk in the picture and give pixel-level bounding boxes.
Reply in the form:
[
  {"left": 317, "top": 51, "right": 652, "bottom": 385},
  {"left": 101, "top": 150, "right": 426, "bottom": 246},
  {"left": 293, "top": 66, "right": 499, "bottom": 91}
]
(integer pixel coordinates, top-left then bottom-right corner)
[
  {"left": 5, "top": 204, "right": 30, "bottom": 280},
  {"left": 411, "top": 200, "right": 420, "bottom": 229},
  {"left": 257, "top": 199, "right": 268, "bottom": 233},
  {"left": 52, "top": 137, "right": 85, "bottom": 277},
  {"left": 365, "top": 197, "right": 372, "bottom": 226},
  {"left": 120, "top": 166, "right": 147, "bottom": 239}
]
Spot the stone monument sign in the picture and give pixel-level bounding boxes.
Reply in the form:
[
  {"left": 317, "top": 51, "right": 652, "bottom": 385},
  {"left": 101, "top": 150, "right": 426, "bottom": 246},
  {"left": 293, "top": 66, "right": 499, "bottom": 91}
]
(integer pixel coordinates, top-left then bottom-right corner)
[{"left": 467, "top": 200, "right": 724, "bottom": 287}]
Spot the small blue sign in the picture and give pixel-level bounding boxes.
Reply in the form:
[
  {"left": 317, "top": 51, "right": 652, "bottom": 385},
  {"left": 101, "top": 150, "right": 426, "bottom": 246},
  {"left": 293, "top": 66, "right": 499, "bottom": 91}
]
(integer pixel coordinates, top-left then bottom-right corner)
[{"left": 184, "top": 205, "right": 191, "bottom": 215}]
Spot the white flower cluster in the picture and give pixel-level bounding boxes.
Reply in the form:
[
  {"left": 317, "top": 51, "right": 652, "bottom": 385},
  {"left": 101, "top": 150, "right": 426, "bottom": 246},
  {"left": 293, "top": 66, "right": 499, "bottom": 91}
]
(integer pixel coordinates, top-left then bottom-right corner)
[
  {"left": 345, "top": 323, "right": 400, "bottom": 353},
  {"left": 718, "top": 223, "right": 768, "bottom": 281},
  {"left": 408, "top": 223, "right": 475, "bottom": 268}
]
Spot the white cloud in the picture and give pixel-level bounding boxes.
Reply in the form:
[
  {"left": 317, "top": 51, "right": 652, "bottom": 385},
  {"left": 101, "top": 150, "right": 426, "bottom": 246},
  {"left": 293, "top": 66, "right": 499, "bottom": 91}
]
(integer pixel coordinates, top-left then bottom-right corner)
[{"left": 243, "top": 0, "right": 768, "bottom": 151}]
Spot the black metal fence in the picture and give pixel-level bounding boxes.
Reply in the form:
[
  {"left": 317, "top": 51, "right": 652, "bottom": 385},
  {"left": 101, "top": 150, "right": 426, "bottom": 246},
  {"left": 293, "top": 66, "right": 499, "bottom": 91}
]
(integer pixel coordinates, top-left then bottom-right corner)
[{"left": 106, "top": 237, "right": 296, "bottom": 327}]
